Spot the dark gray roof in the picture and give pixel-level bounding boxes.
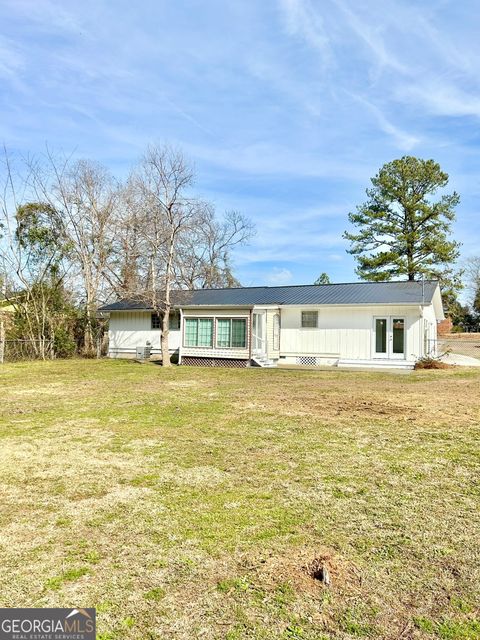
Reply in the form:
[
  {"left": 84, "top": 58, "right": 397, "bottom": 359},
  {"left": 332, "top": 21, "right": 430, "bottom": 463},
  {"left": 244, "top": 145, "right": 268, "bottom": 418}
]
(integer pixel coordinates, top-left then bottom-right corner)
[{"left": 99, "top": 280, "right": 439, "bottom": 311}]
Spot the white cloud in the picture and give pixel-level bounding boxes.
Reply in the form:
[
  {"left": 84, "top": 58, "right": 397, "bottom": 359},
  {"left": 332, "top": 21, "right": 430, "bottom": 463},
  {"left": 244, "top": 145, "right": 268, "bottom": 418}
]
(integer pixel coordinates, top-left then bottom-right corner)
[
  {"left": 397, "top": 81, "right": 480, "bottom": 119},
  {"left": 1, "top": 0, "right": 479, "bottom": 287},
  {"left": 348, "top": 92, "right": 420, "bottom": 150},
  {"left": 0, "top": 36, "right": 25, "bottom": 79},
  {"left": 266, "top": 267, "right": 294, "bottom": 285},
  {"left": 329, "top": 0, "right": 408, "bottom": 75},
  {"left": 278, "top": 0, "right": 333, "bottom": 68}
]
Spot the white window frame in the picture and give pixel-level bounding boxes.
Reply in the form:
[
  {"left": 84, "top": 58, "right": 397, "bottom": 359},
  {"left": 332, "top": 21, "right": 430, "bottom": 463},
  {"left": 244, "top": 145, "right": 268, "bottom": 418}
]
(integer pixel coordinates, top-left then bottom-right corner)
[
  {"left": 301, "top": 310, "right": 318, "bottom": 328},
  {"left": 183, "top": 317, "right": 214, "bottom": 348},
  {"left": 215, "top": 318, "right": 247, "bottom": 349}
]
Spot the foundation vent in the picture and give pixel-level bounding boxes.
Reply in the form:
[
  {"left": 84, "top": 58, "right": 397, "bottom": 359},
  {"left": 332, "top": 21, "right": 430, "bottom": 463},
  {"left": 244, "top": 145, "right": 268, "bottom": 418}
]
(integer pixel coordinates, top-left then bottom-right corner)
[{"left": 296, "top": 356, "right": 319, "bottom": 366}]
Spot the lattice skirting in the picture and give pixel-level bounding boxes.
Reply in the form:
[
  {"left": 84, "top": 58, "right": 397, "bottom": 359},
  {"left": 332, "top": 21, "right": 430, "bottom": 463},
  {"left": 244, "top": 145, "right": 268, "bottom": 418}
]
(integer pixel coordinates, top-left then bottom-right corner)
[
  {"left": 296, "top": 356, "right": 319, "bottom": 366},
  {"left": 181, "top": 356, "right": 248, "bottom": 368}
]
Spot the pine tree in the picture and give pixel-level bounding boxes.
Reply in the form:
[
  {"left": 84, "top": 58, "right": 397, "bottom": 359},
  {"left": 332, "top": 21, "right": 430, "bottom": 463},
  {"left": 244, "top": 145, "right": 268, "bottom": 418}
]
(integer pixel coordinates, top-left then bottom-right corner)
[
  {"left": 344, "top": 156, "right": 461, "bottom": 283},
  {"left": 314, "top": 272, "right": 331, "bottom": 285}
]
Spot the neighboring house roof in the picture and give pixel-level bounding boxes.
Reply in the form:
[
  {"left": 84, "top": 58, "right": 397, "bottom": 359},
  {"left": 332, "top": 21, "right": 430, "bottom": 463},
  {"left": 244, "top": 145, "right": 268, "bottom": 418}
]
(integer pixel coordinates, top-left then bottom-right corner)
[{"left": 99, "top": 280, "right": 440, "bottom": 311}]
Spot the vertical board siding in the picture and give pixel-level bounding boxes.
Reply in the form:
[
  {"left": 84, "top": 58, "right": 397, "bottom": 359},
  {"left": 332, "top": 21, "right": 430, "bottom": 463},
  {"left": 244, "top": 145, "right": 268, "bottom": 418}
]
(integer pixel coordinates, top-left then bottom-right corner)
[
  {"left": 108, "top": 311, "right": 181, "bottom": 356},
  {"left": 107, "top": 304, "right": 431, "bottom": 362},
  {"left": 279, "top": 305, "right": 423, "bottom": 361}
]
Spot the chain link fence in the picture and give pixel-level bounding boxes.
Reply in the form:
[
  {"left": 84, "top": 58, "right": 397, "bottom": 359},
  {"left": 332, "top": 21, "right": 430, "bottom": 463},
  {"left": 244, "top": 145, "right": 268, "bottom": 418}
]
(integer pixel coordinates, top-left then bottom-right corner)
[
  {"left": 428, "top": 336, "right": 480, "bottom": 361},
  {"left": 1, "top": 335, "right": 109, "bottom": 362},
  {"left": 2, "top": 339, "right": 55, "bottom": 362}
]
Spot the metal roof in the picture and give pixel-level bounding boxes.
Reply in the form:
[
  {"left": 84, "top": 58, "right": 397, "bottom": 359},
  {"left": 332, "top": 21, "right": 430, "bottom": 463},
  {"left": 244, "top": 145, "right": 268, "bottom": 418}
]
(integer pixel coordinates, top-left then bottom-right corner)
[{"left": 99, "top": 280, "right": 439, "bottom": 311}]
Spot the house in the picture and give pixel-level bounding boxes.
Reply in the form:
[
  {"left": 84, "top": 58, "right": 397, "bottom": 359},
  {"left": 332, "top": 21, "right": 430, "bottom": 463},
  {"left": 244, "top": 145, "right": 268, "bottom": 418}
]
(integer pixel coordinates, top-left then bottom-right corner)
[{"left": 98, "top": 280, "right": 444, "bottom": 369}]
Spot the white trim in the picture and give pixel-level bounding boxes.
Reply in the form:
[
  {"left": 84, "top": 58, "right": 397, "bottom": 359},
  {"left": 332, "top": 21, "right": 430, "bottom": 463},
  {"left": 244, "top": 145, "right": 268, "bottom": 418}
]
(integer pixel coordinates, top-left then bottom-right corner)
[
  {"left": 273, "top": 313, "right": 280, "bottom": 352},
  {"left": 215, "top": 317, "right": 248, "bottom": 350},
  {"left": 252, "top": 310, "right": 267, "bottom": 357},
  {"left": 183, "top": 316, "right": 214, "bottom": 349},
  {"left": 372, "top": 316, "right": 406, "bottom": 360},
  {"left": 178, "top": 308, "right": 184, "bottom": 364}
]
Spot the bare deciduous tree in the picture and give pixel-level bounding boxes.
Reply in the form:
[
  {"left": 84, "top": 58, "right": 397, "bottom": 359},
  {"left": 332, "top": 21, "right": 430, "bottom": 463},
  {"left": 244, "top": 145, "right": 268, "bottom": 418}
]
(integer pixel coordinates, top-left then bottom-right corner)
[
  {"left": 132, "top": 145, "right": 197, "bottom": 366},
  {"left": 1, "top": 143, "right": 254, "bottom": 363},
  {"left": 174, "top": 208, "right": 253, "bottom": 289},
  {"left": 465, "top": 255, "right": 480, "bottom": 314},
  {"left": 0, "top": 277, "right": 6, "bottom": 364},
  {"left": 0, "top": 149, "right": 68, "bottom": 360},
  {"left": 31, "top": 155, "right": 117, "bottom": 355},
  {"left": 465, "top": 256, "right": 480, "bottom": 291},
  {"left": 103, "top": 182, "right": 145, "bottom": 298}
]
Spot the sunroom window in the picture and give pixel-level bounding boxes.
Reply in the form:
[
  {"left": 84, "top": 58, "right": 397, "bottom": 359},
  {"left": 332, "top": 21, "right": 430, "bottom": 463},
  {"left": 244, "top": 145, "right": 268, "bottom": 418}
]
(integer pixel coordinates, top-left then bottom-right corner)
[
  {"left": 184, "top": 318, "right": 213, "bottom": 347},
  {"left": 216, "top": 318, "right": 247, "bottom": 348}
]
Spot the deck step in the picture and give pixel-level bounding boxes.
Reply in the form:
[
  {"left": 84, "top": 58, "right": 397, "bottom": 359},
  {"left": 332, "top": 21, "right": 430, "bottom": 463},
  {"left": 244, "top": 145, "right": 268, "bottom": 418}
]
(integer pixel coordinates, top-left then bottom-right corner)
[{"left": 251, "top": 356, "right": 277, "bottom": 368}]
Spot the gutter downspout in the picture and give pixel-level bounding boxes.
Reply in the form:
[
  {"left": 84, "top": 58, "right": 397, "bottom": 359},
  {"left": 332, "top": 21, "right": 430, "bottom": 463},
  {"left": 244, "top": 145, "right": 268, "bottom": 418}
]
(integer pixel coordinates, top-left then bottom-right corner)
[
  {"left": 248, "top": 308, "right": 253, "bottom": 366},
  {"left": 420, "top": 278, "right": 428, "bottom": 358},
  {"left": 419, "top": 304, "right": 426, "bottom": 358},
  {"left": 178, "top": 308, "right": 184, "bottom": 365}
]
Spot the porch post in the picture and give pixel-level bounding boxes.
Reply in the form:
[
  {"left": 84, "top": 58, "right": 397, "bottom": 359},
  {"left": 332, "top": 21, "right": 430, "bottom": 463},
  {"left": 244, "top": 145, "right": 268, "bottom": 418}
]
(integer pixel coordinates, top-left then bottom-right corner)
[
  {"left": 178, "top": 308, "right": 183, "bottom": 365},
  {"left": 248, "top": 308, "right": 253, "bottom": 362}
]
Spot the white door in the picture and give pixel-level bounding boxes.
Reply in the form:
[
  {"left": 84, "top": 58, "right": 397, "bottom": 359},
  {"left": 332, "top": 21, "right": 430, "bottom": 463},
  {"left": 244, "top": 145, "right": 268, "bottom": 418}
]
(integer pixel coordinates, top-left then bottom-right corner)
[
  {"left": 252, "top": 311, "right": 267, "bottom": 356},
  {"left": 373, "top": 317, "right": 405, "bottom": 359}
]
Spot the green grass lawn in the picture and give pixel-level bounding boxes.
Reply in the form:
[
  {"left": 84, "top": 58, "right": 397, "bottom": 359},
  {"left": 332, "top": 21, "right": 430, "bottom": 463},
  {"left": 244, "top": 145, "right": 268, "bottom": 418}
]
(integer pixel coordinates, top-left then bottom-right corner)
[{"left": 0, "top": 360, "right": 479, "bottom": 639}]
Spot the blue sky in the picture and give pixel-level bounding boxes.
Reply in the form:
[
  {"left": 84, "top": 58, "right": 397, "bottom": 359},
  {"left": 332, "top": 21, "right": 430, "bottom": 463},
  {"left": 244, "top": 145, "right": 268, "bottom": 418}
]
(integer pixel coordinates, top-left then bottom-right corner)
[{"left": 1, "top": 0, "right": 479, "bottom": 287}]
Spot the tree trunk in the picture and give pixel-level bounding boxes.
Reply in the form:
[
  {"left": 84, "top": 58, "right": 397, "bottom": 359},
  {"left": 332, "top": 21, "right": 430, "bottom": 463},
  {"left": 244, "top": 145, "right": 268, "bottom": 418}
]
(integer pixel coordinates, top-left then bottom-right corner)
[
  {"left": 0, "top": 314, "right": 5, "bottom": 364},
  {"left": 406, "top": 244, "right": 415, "bottom": 280},
  {"left": 84, "top": 300, "right": 95, "bottom": 357},
  {"left": 161, "top": 230, "right": 176, "bottom": 367},
  {"left": 161, "top": 308, "right": 170, "bottom": 367},
  {"left": 96, "top": 332, "right": 102, "bottom": 359}
]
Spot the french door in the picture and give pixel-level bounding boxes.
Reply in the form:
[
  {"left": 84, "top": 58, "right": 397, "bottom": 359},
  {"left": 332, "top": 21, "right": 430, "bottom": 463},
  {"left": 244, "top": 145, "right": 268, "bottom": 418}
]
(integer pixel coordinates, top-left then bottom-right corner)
[{"left": 373, "top": 317, "right": 405, "bottom": 359}]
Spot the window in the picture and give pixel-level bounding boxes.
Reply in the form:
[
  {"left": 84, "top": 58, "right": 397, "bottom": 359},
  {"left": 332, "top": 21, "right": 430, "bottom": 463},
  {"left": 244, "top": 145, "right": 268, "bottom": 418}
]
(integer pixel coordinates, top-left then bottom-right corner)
[
  {"left": 232, "top": 319, "right": 247, "bottom": 347},
  {"left": 392, "top": 318, "right": 405, "bottom": 354},
  {"left": 216, "top": 318, "right": 247, "bottom": 348},
  {"left": 152, "top": 312, "right": 180, "bottom": 330},
  {"left": 169, "top": 311, "right": 180, "bottom": 330},
  {"left": 217, "top": 319, "right": 231, "bottom": 347},
  {"left": 375, "top": 318, "right": 387, "bottom": 353},
  {"left": 184, "top": 318, "right": 213, "bottom": 347},
  {"left": 301, "top": 311, "right": 318, "bottom": 328}
]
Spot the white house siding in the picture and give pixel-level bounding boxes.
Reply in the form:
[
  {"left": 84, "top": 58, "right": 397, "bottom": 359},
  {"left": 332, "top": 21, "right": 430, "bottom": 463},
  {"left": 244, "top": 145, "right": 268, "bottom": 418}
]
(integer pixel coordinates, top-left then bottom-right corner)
[
  {"left": 108, "top": 311, "right": 181, "bottom": 358},
  {"left": 107, "top": 302, "right": 436, "bottom": 365},
  {"left": 279, "top": 305, "right": 424, "bottom": 362},
  {"left": 181, "top": 307, "right": 251, "bottom": 360},
  {"left": 422, "top": 303, "right": 438, "bottom": 356}
]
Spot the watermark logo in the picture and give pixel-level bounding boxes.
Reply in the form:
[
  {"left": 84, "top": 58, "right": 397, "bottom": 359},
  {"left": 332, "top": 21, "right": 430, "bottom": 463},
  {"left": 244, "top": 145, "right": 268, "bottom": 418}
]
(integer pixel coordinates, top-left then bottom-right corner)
[{"left": 0, "top": 608, "right": 96, "bottom": 640}]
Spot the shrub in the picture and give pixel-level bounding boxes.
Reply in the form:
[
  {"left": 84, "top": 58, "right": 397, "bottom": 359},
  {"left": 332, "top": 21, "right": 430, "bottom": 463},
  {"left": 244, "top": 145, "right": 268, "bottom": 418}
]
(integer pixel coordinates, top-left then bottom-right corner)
[
  {"left": 415, "top": 356, "right": 451, "bottom": 370},
  {"left": 54, "top": 327, "right": 77, "bottom": 358}
]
